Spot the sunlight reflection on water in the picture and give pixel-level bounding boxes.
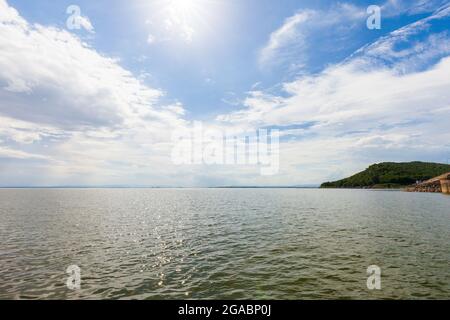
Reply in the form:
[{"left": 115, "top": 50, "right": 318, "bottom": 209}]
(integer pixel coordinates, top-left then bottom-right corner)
[{"left": 0, "top": 188, "right": 448, "bottom": 299}]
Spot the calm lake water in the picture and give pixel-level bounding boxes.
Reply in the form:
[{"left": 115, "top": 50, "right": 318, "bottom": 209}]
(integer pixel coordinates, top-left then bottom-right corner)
[{"left": 0, "top": 188, "right": 448, "bottom": 300}]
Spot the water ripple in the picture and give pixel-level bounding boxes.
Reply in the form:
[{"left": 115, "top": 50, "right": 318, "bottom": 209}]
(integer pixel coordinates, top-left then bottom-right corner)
[{"left": 0, "top": 188, "right": 449, "bottom": 299}]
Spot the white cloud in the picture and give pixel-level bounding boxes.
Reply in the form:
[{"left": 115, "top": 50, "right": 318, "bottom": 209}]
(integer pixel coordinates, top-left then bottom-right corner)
[
  {"left": 222, "top": 7, "right": 450, "bottom": 183},
  {"left": 0, "top": 0, "right": 192, "bottom": 185},
  {"left": 0, "top": 145, "right": 50, "bottom": 160},
  {"left": 258, "top": 3, "right": 366, "bottom": 70},
  {"left": 0, "top": 0, "right": 23, "bottom": 24},
  {"left": 382, "top": 0, "right": 448, "bottom": 16},
  {"left": 259, "top": 11, "right": 312, "bottom": 67},
  {"left": 75, "top": 14, "right": 94, "bottom": 33},
  {"left": 258, "top": 1, "right": 450, "bottom": 71},
  {"left": 1, "top": 0, "right": 450, "bottom": 186},
  {"left": 65, "top": 4, "right": 94, "bottom": 33},
  {"left": 0, "top": 14, "right": 165, "bottom": 128},
  {"left": 0, "top": 115, "right": 63, "bottom": 144}
]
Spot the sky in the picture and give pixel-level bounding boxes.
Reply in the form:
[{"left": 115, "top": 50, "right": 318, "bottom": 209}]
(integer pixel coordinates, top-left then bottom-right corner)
[{"left": 0, "top": 0, "right": 450, "bottom": 187}]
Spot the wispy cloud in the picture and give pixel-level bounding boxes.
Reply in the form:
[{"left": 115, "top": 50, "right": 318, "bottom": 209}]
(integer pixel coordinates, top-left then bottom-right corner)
[
  {"left": 382, "top": 0, "right": 448, "bottom": 16},
  {"left": 258, "top": 3, "right": 366, "bottom": 71},
  {"left": 259, "top": 10, "right": 312, "bottom": 68},
  {"left": 259, "top": 1, "right": 450, "bottom": 72},
  {"left": 224, "top": 6, "right": 450, "bottom": 183},
  {"left": 0, "top": 144, "right": 50, "bottom": 160},
  {"left": 77, "top": 14, "right": 94, "bottom": 33}
]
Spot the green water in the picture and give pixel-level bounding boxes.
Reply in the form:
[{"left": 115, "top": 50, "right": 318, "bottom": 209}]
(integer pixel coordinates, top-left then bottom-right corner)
[{"left": 0, "top": 188, "right": 448, "bottom": 299}]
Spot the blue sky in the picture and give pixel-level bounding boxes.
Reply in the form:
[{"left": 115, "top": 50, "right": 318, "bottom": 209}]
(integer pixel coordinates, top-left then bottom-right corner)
[
  {"left": 7, "top": 0, "right": 438, "bottom": 117},
  {"left": 1, "top": 0, "right": 450, "bottom": 186}
]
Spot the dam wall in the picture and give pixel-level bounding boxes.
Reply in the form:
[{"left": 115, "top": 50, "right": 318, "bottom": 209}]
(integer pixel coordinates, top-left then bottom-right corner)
[
  {"left": 441, "top": 179, "right": 450, "bottom": 194},
  {"left": 406, "top": 173, "right": 450, "bottom": 194}
]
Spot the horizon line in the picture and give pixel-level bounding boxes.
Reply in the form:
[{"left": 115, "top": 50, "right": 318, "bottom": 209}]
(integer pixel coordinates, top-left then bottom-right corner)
[{"left": 0, "top": 185, "right": 320, "bottom": 189}]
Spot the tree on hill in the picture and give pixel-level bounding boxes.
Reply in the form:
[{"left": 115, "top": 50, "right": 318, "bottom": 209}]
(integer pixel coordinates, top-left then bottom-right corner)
[{"left": 320, "top": 162, "right": 450, "bottom": 188}]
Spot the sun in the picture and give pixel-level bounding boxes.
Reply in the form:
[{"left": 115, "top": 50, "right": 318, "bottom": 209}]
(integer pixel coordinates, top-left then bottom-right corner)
[
  {"left": 168, "top": 0, "right": 201, "bottom": 16},
  {"left": 141, "top": 0, "right": 223, "bottom": 44},
  {"left": 170, "top": 0, "right": 197, "bottom": 11},
  {"left": 164, "top": 0, "right": 211, "bottom": 42}
]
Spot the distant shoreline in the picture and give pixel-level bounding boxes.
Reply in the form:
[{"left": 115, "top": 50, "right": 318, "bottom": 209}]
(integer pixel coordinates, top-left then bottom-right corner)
[
  {"left": 0, "top": 186, "right": 320, "bottom": 189},
  {"left": 0, "top": 186, "right": 407, "bottom": 190}
]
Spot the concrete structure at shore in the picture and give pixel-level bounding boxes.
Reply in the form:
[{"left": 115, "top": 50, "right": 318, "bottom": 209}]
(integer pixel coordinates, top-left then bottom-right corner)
[{"left": 406, "top": 172, "right": 450, "bottom": 194}]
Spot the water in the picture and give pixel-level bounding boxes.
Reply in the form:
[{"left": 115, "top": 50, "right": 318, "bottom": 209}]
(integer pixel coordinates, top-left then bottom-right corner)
[{"left": 0, "top": 188, "right": 448, "bottom": 300}]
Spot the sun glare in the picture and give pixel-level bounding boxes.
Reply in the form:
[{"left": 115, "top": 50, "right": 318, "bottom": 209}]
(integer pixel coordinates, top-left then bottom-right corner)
[
  {"left": 169, "top": 0, "right": 199, "bottom": 14},
  {"left": 142, "top": 0, "right": 223, "bottom": 44}
]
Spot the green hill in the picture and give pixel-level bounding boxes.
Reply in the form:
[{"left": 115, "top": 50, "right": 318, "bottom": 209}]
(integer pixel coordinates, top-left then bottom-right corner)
[{"left": 320, "top": 162, "right": 450, "bottom": 189}]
